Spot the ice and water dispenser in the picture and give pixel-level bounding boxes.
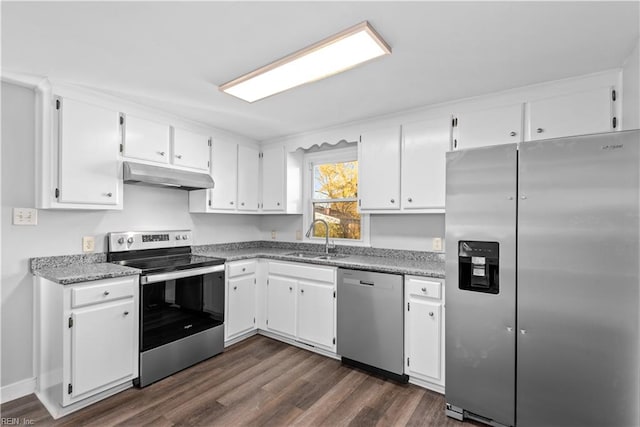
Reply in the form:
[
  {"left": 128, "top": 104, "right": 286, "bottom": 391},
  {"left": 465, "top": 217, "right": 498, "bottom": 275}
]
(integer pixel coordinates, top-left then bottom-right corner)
[{"left": 458, "top": 241, "right": 499, "bottom": 294}]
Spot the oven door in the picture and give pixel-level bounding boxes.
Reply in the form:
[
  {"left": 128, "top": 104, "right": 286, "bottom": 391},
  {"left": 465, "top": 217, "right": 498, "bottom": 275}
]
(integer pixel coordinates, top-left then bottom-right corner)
[{"left": 140, "top": 265, "right": 225, "bottom": 352}]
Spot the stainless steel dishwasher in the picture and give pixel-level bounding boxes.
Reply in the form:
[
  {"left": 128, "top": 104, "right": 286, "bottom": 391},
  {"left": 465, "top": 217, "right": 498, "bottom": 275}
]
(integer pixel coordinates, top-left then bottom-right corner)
[{"left": 337, "top": 268, "right": 407, "bottom": 382}]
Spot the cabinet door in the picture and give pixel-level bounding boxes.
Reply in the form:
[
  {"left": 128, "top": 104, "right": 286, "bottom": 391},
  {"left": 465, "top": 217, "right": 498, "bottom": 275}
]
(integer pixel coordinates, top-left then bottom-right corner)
[
  {"left": 406, "top": 298, "right": 442, "bottom": 381},
  {"left": 172, "top": 127, "right": 210, "bottom": 171},
  {"left": 454, "top": 103, "right": 523, "bottom": 150},
  {"left": 237, "top": 145, "right": 260, "bottom": 211},
  {"left": 297, "top": 280, "right": 335, "bottom": 350},
  {"left": 261, "top": 145, "right": 285, "bottom": 211},
  {"left": 123, "top": 115, "right": 170, "bottom": 164},
  {"left": 266, "top": 275, "right": 296, "bottom": 337},
  {"left": 401, "top": 117, "right": 451, "bottom": 210},
  {"left": 69, "top": 299, "right": 135, "bottom": 400},
  {"left": 210, "top": 139, "right": 238, "bottom": 210},
  {"left": 358, "top": 126, "right": 401, "bottom": 210},
  {"left": 528, "top": 87, "right": 613, "bottom": 141},
  {"left": 227, "top": 275, "right": 256, "bottom": 340},
  {"left": 57, "top": 97, "right": 121, "bottom": 205}
]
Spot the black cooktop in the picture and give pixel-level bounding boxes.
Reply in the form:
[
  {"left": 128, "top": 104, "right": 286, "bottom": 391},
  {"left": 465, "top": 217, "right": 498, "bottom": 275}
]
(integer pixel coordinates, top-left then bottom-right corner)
[{"left": 108, "top": 247, "right": 225, "bottom": 275}]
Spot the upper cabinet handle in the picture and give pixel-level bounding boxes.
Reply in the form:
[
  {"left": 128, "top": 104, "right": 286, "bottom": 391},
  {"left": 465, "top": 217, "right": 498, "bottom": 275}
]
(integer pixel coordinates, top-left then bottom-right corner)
[
  {"left": 536, "top": 128, "right": 544, "bottom": 134},
  {"left": 105, "top": 192, "right": 113, "bottom": 197},
  {"left": 158, "top": 151, "right": 165, "bottom": 156},
  {"left": 175, "top": 154, "right": 183, "bottom": 159},
  {"left": 390, "top": 199, "right": 395, "bottom": 204},
  {"left": 509, "top": 131, "right": 517, "bottom": 137}
]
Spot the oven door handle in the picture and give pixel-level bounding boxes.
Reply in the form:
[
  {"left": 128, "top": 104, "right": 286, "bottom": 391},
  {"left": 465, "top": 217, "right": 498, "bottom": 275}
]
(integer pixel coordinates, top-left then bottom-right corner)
[{"left": 141, "top": 264, "right": 225, "bottom": 285}]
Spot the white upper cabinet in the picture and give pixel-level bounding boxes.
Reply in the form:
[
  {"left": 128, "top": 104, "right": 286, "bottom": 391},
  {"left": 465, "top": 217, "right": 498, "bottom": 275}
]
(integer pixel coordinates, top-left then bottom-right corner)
[
  {"left": 56, "top": 97, "right": 122, "bottom": 207},
  {"left": 528, "top": 87, "right": 614, "bottom": 140},
  {"left": 261, "top": 145, "right": 285, "bottom": 211},
  {"left": 209, "top": 137, "right": 238, "bottom": 210},
  {"left": 122, "top": 118, "right": 209, "bottom": 172},
  {"left": 453, "top": 103, "right": 524, "bottom": 150},
  {"left": 358, "top": 126, "right": 402, "bottom": 210},
  {"left": 172, "top": 127, "right": 211, "bottom": 171},
  {"left": 122, "top": 115, "right": 170, "bottom": 164},
  {"left": 401, "top": 116, "right": 451, "bottom": 210},
  {"left": 237, "top": 145, "right": 260, "bottom": 211}
]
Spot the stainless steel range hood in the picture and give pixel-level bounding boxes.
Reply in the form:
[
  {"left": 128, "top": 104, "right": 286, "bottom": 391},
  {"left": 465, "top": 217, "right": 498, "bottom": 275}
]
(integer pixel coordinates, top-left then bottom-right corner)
[{"left": 123, "top": 161, "right": 214, "bottom": 191}]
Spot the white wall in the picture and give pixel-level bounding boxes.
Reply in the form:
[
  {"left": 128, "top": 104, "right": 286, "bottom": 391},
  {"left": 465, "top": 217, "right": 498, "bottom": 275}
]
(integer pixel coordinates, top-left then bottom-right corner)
[
  {"left": 259, "top": 213, "right": 444, "bottom": 252},
  {"left": 623, "top": 38, "right": 640, "bottom": 130},
  {"left": 0, "top": 82, "right": 261, "bottom": 389}
]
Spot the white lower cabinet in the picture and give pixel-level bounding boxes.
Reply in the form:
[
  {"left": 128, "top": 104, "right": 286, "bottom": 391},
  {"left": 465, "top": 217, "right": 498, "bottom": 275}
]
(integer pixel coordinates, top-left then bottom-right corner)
[
  {"left": 225, "top": 260, "right": 257, "bottom": 341},
  {"left": 266, "top": 261, "right": 337, "bottom": 353},
  {"left": 35, "top": 275, "right": 139, "bottom": 418},
  {"left": 404, "top": 275, "right": 445, "bottom": 392},
  {"left": 297, "top": 280, "right": 335, "bottom": 349},
  {"left": 265, "top": 275, "right": 298, "bottom": 337}
]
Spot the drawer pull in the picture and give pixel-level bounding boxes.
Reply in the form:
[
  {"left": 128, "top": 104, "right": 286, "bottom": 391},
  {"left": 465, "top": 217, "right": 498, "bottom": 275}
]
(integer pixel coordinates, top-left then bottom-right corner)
[
  {"left": 421, "top": 287, "right": 426, "bottom": 292},
  {"left": 301, "top": 289, "right": 305, "bottom": 294},
  {"left": 429, "top": 312, "right": 434, "bottom": 317},
  {"left": 124, "top": 311, "right": 129, "bottom": 316},
  {"left": 233, "top": 286, "right": 237, "bottom": 290},
  {"left": 242, "top": 267, "right": 246, "bottom": 272},
  {"left": 104, "top": 291, "right": 110, "bottom": 296},
  {"left": 289, "top": 286, "right": 293, "bottom": 291}
]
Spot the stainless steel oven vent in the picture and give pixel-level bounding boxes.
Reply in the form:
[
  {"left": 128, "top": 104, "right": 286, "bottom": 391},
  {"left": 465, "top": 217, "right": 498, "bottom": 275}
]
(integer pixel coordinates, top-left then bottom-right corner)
[{"left": 123, "top": 161, "right": 214, "bottom": 191}]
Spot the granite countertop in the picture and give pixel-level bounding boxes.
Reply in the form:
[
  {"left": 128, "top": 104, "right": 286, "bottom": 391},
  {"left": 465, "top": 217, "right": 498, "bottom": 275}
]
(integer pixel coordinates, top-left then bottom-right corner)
[
  {"left": 31, "top": 254, "right": 140, "bottom": 285},
  {"left": 194, "top": 242, "right": 445, "bottom": 279},
  {"left": 30, "top": 241, "right": 445, "bottom": 284}
]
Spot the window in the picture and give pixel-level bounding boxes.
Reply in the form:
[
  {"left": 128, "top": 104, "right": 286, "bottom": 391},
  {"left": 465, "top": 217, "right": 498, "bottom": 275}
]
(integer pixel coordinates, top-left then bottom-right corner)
[{"left": 304, "top": 146, "right": 369, "bottom": 244}]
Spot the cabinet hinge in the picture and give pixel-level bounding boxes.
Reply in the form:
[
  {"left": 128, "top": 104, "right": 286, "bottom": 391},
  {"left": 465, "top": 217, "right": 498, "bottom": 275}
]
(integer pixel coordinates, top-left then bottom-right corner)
[
  {"left": 453, "top": 139, "right": 458, "bottom": 149},
  {"left": 208, "top": 138, "right": 212, "bottom": 147},
  {"left": 55, "top": 99, "right": 61, "bottom": 110},
  {"left": 333, "top": 290, "right": 336, "bottom": 298},
  {"left": 358, "top": 199, "right": 361, "bottom": 207},
  {"left": 612, "top": 89, "right": 617, "bottom": 102},
  {"left": 407, "top": 302, "right": 410, "bottom": 311},
  {"left": 119, "top": 143, "right": 123, "bottom": 153},
  {"left": 253, "top": 317, "right": 256, "bottom": 324},
  {"left": 333, "top": 337, "right": 336, "bottom": 345},
  {"left": 267, "top": 279, "right": 269, "bottom": 285},
  {"left": 451, "top": 117, "right": 455, "bottom": 127},
  {"left": 119, "top": 115, "right": 124, "bottom": 125},
  {"left": 207, "top": 160, "right": 210, "bottom": 168},
  {"left": 613, "top": 117, "right": 617, "bottom": 129},
  {"left": 68, "top": 316, "right": 73, "bottom": 328},
  {"left": 208, "top": 199, "right": 212, "bottom": 207},
  {"left": 266, "top": 319, "right": 268, "bottom": 325},
  {"left": 254, "top": 278, "right": 256, "bottom": 284},
  {"left": 55, "top": 188, "right": 60, "bottom": 199},
  {"left": 407, "top": 357, "right": 410, "bottom": 367},
  {"left": 68, "top": 384, "right": 72, "bottom": 394}
]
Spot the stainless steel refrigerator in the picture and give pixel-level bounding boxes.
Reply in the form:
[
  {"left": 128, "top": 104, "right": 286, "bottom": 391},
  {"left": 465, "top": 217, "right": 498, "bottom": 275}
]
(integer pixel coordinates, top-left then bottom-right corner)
[{"left": 444, "top": 130, "right": 640, "bottom": 427}]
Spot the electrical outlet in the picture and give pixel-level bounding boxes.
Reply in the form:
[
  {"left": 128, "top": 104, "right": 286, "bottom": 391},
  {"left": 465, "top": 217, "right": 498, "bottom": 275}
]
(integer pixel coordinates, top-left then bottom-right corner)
[
  {"left": 271, "top": 230, "right": 277, "bottom": 240},
  {"left": 12, "top": 208, "right": 38, "bottom": 225},
  {"left": 295, "top": 230, "right": 302, "bottom": 240},
  {"left": 82, "top": 236, "right": 95, "bottom": 253},
  {"left": 432, "top": 237, "right": 443, "bottom": 252}
]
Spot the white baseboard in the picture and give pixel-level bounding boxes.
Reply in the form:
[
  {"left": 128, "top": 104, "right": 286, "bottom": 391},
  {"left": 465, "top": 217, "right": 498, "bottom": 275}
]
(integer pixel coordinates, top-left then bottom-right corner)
[{"left": 1, "top": 377, "right": 36, "bottom": 404}]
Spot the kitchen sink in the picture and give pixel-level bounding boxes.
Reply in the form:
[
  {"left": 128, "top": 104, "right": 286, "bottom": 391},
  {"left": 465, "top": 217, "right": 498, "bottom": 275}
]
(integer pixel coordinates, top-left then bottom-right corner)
[{"left": 285, "top": 251, "right": 349, "bottom": 260}]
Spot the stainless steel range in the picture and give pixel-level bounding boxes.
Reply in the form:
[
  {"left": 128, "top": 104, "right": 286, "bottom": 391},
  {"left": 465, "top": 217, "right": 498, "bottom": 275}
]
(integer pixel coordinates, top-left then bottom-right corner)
[{"left": 107, "top": 230, "right": 225, "bottom": 387}]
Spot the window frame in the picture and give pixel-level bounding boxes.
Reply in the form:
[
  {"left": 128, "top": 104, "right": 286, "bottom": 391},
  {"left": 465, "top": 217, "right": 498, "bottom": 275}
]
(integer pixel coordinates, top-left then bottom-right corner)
[{"left": 303, "top": 146, "right": 370, "bottom": 246}]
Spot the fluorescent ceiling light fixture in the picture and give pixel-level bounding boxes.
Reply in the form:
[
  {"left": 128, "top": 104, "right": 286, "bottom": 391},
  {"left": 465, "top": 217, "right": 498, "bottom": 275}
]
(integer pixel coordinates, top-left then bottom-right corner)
[{"left": 219, "top": 21, "right": 391, "bottom": 103}]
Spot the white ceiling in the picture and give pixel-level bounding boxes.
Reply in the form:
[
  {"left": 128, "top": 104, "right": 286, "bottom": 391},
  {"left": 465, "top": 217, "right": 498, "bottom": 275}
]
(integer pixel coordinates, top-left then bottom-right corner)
[{"left": 2, "top": 1, "right": 639, "bottom": 141}]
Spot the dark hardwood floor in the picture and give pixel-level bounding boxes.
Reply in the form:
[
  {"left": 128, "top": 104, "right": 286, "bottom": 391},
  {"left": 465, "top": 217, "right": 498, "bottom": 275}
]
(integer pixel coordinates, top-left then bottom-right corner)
[{"left": 1, "top": 335, "right": 472, "bottom": 426}]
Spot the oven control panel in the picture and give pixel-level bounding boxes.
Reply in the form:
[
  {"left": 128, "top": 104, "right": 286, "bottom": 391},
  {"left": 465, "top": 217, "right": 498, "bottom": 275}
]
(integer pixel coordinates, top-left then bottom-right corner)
[{"left": 108, "top": 230, "right": 192, "bottom": 252}]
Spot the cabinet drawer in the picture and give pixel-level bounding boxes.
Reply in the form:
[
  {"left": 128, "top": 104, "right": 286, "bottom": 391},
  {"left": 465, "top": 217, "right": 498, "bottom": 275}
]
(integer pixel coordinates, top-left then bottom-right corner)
[
  {"left": 268, "top": 261, "right": 335, "bottom": 283},
  {"left": 227, "top": 260, "right": 257, "bottom": 278},
  {"left": 405, "top": 276, "right": 442, "bottom": 300},
  {"left": 71, "top": 277, "right": 136, "bottom": 308}
]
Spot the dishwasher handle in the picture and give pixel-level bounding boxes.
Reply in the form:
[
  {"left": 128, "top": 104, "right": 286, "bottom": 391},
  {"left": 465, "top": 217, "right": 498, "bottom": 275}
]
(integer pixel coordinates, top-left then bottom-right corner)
[{"left": 343, "top": 277, "right": 375, "bottom": 286}]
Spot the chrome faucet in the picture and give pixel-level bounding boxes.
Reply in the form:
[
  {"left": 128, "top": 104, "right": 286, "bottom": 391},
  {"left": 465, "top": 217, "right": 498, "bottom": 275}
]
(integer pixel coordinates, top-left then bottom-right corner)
[{"left": 305, "top": 219, "right": 330, "bottom": 254}]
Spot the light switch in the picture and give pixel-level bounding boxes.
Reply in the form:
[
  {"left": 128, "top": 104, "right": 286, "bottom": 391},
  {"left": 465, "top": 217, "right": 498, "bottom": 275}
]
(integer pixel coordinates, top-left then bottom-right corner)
[
  {"left": 432, "top": 237, "right": 443, "bottom": 252},
  {"left": 296, "top": 230, "right": 302, "bottom": 240},
  {"left": 82, "top": 236, "right": 95, "bottom": 253},
  {"left": 13, "top": 208, "right": 38, "bottom": 225},
  {"left": 271, "top": 230, "right": 277, "bottom": 240}
]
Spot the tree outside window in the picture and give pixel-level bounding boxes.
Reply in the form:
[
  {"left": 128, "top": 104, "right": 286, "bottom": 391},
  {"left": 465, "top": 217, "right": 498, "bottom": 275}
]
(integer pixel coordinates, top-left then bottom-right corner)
[{"left": 311, "top": 160, "right": 361, "bottom": 240}]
